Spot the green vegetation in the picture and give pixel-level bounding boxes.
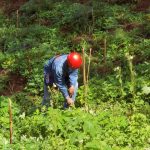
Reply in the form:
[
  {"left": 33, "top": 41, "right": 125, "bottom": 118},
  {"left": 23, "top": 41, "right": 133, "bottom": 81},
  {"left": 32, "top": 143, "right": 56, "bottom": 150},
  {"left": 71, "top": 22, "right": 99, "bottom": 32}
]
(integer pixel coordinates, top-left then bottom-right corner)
[{"left": 0, "top": 0, "right": 150, "bottom": 149}]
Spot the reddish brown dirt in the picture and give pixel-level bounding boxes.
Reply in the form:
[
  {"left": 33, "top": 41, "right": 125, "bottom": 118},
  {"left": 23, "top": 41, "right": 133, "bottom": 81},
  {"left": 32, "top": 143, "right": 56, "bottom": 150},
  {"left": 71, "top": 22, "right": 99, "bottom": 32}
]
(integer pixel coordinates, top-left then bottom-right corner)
[
  {"left": 0, "top": 1, "right": 5, "bottom": 8},
  {"left": 39, "top": 19, "right": 53, "bottom": 26},
  {"left": 134, "top": 0, "right": 150, "bottom": 12},
  {"left": 123, "top": 23, "right": 142, "bottom": 32},
  {"left": 0, "top": 71, "right": 27, "bottom": 96},
  {"left": 0, "top": 0, "right": 28, "bottom": 15},
  {"left": 97, "top": 65, "right": 114, "bottom": 75}
]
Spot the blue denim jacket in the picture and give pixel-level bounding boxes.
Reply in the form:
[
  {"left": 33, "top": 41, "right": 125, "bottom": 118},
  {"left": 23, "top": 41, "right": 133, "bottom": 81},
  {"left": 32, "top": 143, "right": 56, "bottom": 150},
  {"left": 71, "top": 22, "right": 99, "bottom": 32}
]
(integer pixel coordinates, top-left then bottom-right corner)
[{"left": 44, "top": 54, "right": 78, "bottom": 99}]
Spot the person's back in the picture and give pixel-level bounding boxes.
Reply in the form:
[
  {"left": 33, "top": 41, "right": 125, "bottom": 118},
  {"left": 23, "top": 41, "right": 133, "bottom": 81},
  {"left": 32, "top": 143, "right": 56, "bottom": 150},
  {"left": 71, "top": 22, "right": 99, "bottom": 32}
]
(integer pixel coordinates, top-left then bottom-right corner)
[{"left": 44, "top": 55, "right": 68, "bottom": 86}]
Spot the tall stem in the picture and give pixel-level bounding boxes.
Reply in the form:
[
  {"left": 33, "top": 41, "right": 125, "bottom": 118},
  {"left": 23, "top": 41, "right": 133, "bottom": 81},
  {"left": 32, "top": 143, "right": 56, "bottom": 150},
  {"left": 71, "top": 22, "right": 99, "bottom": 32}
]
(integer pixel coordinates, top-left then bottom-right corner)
[
  {"left": 87, "top": 48, "right": 92, "bottom": 84},
  {"left": 118, "top": 67, "right": 124, "bottom": 97},
  {"left": 9, "top": 98, "right": 13, "bottom": 144},
  {"left": 82, "top": 48, "right": 88, "bottom": 105},
  {"left": 82, "top": 48, "right": 86, "bottom": 86},
  {"left": 16, "top": 10, "right": 19, "bottom": 28},
  {"left": 126, "top": 53, "right": 135, "bottom": 98},
  {"left": 129, "top": 58, "right": 135, "bottom": 97},
  {"left": 103, "top": 38, "right": 107, "bottom": 65}
]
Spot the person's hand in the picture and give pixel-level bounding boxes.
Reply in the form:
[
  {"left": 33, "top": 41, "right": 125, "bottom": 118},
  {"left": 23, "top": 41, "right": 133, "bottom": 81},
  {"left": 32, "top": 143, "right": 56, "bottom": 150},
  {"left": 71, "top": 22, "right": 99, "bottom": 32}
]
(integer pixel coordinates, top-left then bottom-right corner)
[
  {"left": 66, "top": 97, "right": 74, "bottom": 106},
  {"left": 68, "top": 86, "right": 75, "bottom": 97}
]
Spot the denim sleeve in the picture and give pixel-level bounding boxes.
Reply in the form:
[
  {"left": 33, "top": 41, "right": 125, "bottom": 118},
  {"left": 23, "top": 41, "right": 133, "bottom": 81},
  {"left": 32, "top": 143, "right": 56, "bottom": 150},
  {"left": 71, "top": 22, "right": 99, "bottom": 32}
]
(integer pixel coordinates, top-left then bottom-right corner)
[
  {"left": 54, "top": 67, "right": 69, "bottom": 99},
  {"left": 68, "top": 69, "right": 78, "bottom": 86}
]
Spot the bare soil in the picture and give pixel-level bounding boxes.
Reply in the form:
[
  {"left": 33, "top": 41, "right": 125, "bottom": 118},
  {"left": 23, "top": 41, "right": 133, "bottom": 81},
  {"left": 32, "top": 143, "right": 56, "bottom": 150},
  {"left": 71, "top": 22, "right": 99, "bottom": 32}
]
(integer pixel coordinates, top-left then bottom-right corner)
[
  {"left": 0, "top": 0, "right": 28, "bottom": 15},
  {"left": 134, "top": 0, "right": 150, "bottom": 12},
  {"left": 0, "top": 70, "right": 27, "bottom": 96}
]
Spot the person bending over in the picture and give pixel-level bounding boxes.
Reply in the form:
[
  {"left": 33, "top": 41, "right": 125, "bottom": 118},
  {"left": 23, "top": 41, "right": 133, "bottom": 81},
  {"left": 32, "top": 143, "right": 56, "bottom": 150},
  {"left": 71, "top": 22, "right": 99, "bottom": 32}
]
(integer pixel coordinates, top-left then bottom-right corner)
[{"left": 42, "top": 52, "right": 82, "bottom": 108}]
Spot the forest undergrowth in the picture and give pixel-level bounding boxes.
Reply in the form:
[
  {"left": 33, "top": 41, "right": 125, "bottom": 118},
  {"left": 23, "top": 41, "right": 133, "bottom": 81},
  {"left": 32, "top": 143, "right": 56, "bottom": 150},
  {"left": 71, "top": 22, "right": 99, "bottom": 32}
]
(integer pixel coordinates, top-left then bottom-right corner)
[{"left": 0, "top": 0, "right": 150, "bottom": 149}]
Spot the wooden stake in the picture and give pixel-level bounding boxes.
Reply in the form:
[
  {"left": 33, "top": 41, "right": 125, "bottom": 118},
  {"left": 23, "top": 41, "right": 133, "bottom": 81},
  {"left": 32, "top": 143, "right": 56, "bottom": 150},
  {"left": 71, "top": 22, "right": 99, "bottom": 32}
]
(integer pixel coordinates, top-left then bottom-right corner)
[
  {"left": 82, "top": 48, "right": 89, "bottom": 106},
  {"left": 9, "top": 98, "right": 12, "bottom": 144},
  {"left": 103, "top": 38, "right": 107, "bottom": 65},
  {"left": 16, "top": 10, "right": 19, "bottom": 28},
  {"left": 82, "top": 48, "right": 86, "bottom": 86},
  {"left": 87, "top": 48, "right": 92, "bottom": 84}
]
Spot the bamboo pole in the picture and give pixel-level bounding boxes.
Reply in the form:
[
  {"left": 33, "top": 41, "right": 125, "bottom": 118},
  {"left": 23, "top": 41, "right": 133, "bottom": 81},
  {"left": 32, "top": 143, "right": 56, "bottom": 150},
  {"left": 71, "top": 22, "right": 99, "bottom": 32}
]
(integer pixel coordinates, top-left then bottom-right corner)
[
  {"left": 9, "top": 98, "right": 13, "bottom": 144},
  {"left": 87, "top": 48, "right": 92, "bottom": 84},
  {"left": 82, "top": 48, "right": 86, "bottom": 86},
  {"left": 82, "top": 48, "right": 88, "bottom": 105},
  {"left": 16, "top": 10, "right": 19, "bottom": 28}
]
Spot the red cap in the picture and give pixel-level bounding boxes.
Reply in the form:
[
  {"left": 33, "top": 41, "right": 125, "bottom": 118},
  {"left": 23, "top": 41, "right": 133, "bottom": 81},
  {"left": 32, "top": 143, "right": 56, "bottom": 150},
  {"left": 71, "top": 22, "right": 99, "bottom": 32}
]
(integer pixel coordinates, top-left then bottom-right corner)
[{"left": 67, "top": 52, "right": 82, "bottom": 69}]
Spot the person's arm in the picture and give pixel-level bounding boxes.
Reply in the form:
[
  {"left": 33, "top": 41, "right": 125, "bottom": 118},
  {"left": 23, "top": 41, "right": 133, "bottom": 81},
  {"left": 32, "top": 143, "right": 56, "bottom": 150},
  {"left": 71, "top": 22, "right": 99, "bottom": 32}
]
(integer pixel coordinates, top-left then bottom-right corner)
[
  {"left": 68, "top": 69, "right": 78, "bottom": 96},
  {"left": 54, "top": 70, "right": 74, "bottom": 105},
  {"left": 54, "top": 70, "right": 69, "bottom": 99},
  {"left": 68, "top": 69, "right": 78, "bottom": 86}
]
